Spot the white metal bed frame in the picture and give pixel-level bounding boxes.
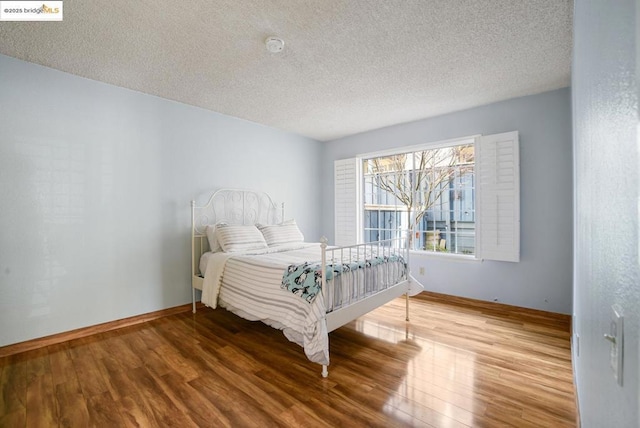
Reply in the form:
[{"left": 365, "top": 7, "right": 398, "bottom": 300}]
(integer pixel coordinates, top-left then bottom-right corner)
[{"left": 191, "top": 188, "right": 411, "bottom": 377}]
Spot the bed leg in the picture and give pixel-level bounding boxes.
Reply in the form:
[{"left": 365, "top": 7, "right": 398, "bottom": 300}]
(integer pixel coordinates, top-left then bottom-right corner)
[
  {"left": 192, "top": 287, "right": 196, "bottom": 314},
  {"left": 322, "top": 365, "right": 328, "bottom": 378},
  {"left": 405, "top": 293, "right": 410, "bottom": 322}
]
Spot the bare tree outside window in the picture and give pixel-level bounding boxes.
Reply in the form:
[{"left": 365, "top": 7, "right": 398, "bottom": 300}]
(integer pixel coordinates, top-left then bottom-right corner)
[{"left": 363, "top": 144, "right": 475, "bottom": 253}]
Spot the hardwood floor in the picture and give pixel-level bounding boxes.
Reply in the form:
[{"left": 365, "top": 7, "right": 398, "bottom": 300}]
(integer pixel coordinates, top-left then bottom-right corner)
[{"left": 0, "top": 292, "right": 576, "bottom": 427}]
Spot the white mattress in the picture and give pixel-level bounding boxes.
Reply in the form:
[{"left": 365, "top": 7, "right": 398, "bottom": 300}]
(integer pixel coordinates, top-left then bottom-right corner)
[{"left": 199, "top": 251, "right": 215, "bottom": 277}]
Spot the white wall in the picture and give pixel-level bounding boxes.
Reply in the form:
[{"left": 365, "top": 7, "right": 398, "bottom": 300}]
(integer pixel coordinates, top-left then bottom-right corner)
[
  {"left": 0, "top": 54, "right": 322, "bottom": 347},
  {"left": 572, "top": 0, "right": 639, "bottom": 426},
  {"left": 322, "top": 88, "right": 573, "bottom": 314}
]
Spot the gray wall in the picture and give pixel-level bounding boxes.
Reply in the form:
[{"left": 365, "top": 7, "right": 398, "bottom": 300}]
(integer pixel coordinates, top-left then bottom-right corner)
[
  {"left": 572, "top": 1, "right": 639, "bottom": 426},
  {"left": 0, "top": 54, "right": 322, "bottom": 347},
  {"left": 322, "top": 88, "right": 573, "bottom": 314}
]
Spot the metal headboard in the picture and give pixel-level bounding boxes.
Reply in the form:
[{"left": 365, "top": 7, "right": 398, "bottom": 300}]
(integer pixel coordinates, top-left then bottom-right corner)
[
  {"left": 191, "top": 189, "right": 284, "bottom": 280},
  {"left": 192, "top": 188, "right": 284, "bottom": 236}
]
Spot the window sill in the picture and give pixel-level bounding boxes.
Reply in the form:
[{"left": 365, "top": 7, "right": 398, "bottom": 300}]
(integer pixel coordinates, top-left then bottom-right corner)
[{"left": 408, "top": 250, "right": 480, "bottom": 262}]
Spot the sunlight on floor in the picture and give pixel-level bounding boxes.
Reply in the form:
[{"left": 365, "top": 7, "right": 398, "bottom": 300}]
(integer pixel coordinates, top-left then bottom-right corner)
[{"left": 354, "top": 313, "right": 482, "bottom": 426}]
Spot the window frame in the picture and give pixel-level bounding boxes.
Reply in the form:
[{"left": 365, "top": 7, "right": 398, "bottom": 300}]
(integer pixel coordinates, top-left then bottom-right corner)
[{"left": 358, "top": 135, "right": 479, "bottom": 259}]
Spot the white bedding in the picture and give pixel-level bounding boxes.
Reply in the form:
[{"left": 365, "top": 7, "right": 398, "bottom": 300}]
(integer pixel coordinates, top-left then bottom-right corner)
[
  {"left": 201, "top": 243, "right": 331, "bottom": 364},
  {"left": 199, "top": 243, "right": 417, "bottom": 366}
]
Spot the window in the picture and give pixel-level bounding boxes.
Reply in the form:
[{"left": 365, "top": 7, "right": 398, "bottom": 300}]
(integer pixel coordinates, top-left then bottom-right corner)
[
  {"left": 363, "top": 140, "right": 475, "bottom": 255},
  {"left": 335, "top": 131, "right": 520, "bottom": 262}
]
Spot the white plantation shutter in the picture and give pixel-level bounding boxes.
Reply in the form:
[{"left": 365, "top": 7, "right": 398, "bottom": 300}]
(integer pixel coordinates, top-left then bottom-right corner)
[
  {"left": 476, "top": 131, "right": 520, "bottom": 262},
  {"left": 334, "top": 158, "right": 361, "bottom": 246}
]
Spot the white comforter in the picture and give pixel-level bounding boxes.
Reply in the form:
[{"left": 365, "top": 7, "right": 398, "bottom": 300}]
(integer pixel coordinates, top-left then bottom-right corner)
[
  {"left": 200, "top": 243, "right": 423, "bottom": 366},
  {"left": 201, "top": 243, "right": 331, "bottom": 365}
]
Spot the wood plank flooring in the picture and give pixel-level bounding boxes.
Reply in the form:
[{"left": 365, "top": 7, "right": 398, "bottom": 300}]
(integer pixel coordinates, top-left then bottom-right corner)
[{"left": 0, "top": 292, "right": 576, "bottom": 427}]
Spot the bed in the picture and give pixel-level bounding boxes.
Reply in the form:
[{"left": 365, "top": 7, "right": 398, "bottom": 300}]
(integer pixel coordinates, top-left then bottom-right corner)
[{"left": 191, "top": 188, "right": 423, "bottom": 377}]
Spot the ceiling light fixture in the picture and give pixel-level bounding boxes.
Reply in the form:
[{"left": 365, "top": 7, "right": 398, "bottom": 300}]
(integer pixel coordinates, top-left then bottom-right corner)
[{"left": 265, "top": 37, "right": 285, "bottom": 53}]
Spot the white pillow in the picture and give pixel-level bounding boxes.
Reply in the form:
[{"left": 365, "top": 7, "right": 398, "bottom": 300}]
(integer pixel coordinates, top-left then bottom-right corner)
[
  {"left": 205, "top": 224, "right": 223, "bottom": 253},
  {"left": 215, "top": 224, "right": 268, "bottom": 253},
  {"left": 257, "top": 220, "right": 305, "bottom": 246}
]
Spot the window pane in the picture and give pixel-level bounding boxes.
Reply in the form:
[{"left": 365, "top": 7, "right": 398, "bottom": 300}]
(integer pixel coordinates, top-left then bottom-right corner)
[{"left": 362, "top": 143, "right": 475, "bottom": 254}]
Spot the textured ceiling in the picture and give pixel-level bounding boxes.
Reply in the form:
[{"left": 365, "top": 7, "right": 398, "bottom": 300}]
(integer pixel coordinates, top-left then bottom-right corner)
[{"left": 0, "top": 0, "right": 573, "bottom": 141}]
